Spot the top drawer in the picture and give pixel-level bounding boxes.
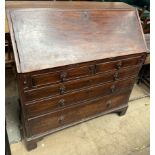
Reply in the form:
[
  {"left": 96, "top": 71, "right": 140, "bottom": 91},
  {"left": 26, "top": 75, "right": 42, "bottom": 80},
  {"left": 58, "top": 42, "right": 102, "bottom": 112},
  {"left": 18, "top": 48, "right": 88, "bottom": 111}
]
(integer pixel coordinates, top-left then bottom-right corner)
[
  {"left": 28, "top": 65, "right": 95, "bottom": 88},
  {"left": 22, "top": 55, "right": 145, "bottom": 89},
  {"left": 96, "top": 56, "right": 144, "bottom": 74}
]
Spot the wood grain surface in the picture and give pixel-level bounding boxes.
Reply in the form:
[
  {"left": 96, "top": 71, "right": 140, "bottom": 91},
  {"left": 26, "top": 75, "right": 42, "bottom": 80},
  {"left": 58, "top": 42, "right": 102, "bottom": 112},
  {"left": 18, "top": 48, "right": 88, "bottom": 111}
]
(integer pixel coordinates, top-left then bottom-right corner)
[
  {"left": 6, "top": 2, "right": 147, "bottom": 150},
  {"left": 7, "top": 2, "right": 147, "bottom": 73},
  {"left": 6, "top": 1, "right": 132, "bottom": 9}
]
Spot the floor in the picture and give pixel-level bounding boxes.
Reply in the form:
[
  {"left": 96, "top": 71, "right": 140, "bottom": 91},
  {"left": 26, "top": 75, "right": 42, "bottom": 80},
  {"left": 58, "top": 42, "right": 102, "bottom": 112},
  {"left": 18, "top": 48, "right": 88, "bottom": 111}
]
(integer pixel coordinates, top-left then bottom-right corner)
[{"left": 5, "top": 68, "right": 150, "bottom": 155}]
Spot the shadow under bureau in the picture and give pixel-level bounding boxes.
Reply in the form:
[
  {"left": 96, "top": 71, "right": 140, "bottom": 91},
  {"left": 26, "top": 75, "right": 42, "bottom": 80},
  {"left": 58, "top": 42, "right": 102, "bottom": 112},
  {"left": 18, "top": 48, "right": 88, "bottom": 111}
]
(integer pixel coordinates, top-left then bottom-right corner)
[{"left": 7, "top": 2, "right": 147, "bottom": 151}]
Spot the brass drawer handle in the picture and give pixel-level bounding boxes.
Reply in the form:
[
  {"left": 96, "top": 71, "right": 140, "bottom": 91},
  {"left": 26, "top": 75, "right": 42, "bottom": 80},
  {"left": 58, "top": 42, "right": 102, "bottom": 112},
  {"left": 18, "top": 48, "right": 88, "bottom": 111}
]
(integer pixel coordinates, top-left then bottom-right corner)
[
  {"left": 116, "top": 61, "right": 122, "bottom": 69},
  {"left": 111, "top": 85, "right": 116, "bottom": 93},
  {"left": 89, "top": 65, "right": 96, "bottom": 75},
  {"left": 113, "top": 72, "right": 119, "bottom": 80},
  {"left": 58, "top": 99, "right": 65, "bottom": 107},
  {"left": 60, "top": 72, "right": 67, "bottom": 82},
  {"left": 60, "top": 85, "right": 66, "bottom": 95},
  {"left": 106, "top": 100, "right": 112, "bottom": 108},
  {"left": 59, "top": 116, "right": 64, "bottom": 124}
]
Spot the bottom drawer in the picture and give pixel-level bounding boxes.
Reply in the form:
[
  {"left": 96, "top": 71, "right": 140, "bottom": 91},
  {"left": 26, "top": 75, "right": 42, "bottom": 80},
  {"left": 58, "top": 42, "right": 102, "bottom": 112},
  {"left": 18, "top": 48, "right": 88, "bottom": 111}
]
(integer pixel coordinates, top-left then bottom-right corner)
[{"left": 28, "top": 90, "right": 130, "bottom": 136}]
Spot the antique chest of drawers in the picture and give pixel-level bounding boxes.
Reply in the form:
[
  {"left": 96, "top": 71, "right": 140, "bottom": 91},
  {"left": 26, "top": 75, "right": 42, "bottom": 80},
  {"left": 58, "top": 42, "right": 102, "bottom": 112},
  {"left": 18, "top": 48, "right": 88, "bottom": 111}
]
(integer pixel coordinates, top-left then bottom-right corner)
[{"left": 7, "top": 2, "right": 147, "bottom": 151}]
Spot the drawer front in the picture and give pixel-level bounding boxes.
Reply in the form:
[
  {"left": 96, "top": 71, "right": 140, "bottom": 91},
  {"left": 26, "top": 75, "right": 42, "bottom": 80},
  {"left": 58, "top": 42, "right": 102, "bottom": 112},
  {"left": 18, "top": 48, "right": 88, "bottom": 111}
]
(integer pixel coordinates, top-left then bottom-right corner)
[
  {"left": 29, "top": 65, "right": 94, "bottom": 88},
  {"left": 96, "top": 56, "right": 143, "bottom": 74},
  {"left": 28, "top": 91, "right": 130, "bottom": 136},
  {"left": 25, "top": 78, "right": 135, "bottom": 118},
  {"left": 24, "top": 66, "right": 140, "bottom": 102},
  {"left": 23, "top": 54, "right": 145, "bottom": 89}
]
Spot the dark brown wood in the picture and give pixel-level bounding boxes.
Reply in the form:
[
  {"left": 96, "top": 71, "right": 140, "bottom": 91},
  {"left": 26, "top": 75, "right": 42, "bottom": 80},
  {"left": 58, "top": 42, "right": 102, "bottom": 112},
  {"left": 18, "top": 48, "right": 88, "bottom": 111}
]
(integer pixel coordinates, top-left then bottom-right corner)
[
  {"left": 24, "top": 55, "right": 144, "bottom": 89},
  {"left": 28, "top": 91, "right": 131, "bottom": 136},
  {"left": 23, "top": 65, "right": 141, "bottom": 102},
  {"left": 96, "top": 56, "right": 144, "bottom": 74},
  {"left": 6, "top": 1, "right": 133, "bottom": 10},
  {"left": 30, "top": 65, "right": 94, "bottom": 87},
  {"left": 24, "top": 139, "right": 37, "bottom": 151},
  {"left": 6, "top": 2, "right": 147, "bottom": 151},
  {"left": 25, "top": 77, "right": 135, "bottom": 118},
  {"left": 20, "top": 53, "right": 145, "bottom": 90},
  {"left": 7, "top": 4, "right": 147, "bottom": 73},
  {"left": 118, "top": 107, "right": 128, "bottom": 116}
]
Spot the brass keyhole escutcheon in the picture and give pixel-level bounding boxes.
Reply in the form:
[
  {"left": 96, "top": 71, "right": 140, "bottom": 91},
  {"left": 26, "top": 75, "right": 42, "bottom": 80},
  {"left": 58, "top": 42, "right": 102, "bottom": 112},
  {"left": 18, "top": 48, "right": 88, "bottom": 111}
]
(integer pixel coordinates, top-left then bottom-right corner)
[
  {"left": 60, "top": 85, "right": 66, "bottom": 95},
  {"left": 89, "top": 65, "right": 96, "bottom": 75},
  {"left": 58, "top": 99, "right": 65, "bottom": 107},
  {"left": 116, "top": 61, "right": 122, "bottom": 70},
  {"left": 60, "top": 72, "right": 67, "bottom": 82},
  {"left": 59, "top": 116, "right": 64, "bottom": 124},
  {"left": 113, "top": 72, "right": 119, "bottom": 80},
  {"left": 111, "top": 85, "right": 116, "bottom": 93},
  {"left": 106, "top": 100, "right": 112, "bottom": 108}
]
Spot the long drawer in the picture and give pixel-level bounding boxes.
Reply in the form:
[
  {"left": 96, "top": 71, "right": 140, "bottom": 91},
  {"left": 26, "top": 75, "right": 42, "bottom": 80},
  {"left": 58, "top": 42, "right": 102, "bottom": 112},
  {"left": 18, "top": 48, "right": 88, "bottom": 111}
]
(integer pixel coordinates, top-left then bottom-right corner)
[
  {"left": 28, "top": 90, "right": 130, "bottom": 136},
  {"left": 23, "top": 65, "right": 140, "bottom": 102},
  {"left": 25, "top": 77, "right": 135, "bottom": 118},
  {"left": 22, "top": 55, "right": 144, "bottom": 89}
]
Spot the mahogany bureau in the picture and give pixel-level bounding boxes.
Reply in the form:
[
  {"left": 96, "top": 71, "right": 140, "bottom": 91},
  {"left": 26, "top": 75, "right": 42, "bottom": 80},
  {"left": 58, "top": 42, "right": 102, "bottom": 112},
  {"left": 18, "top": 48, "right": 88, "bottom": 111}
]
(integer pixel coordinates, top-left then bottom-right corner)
[{"left": 7, "top": 2, "right": 147, "bottom": 151}]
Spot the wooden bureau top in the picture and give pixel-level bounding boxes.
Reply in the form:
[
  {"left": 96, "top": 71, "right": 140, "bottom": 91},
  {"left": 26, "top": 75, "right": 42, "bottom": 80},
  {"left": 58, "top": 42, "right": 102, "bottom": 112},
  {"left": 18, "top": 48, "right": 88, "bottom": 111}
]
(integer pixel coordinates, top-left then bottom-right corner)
[
  {"left": 7, "top": 2, "right": 147, "bottom": 73},
  {"left": 6, "top": 1, "right": 133, "bottom": 9}
]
